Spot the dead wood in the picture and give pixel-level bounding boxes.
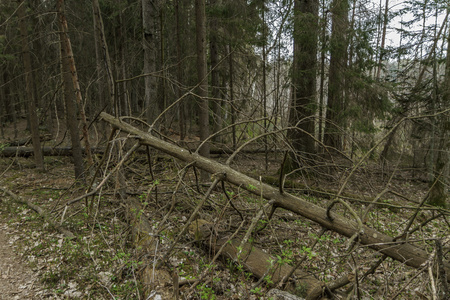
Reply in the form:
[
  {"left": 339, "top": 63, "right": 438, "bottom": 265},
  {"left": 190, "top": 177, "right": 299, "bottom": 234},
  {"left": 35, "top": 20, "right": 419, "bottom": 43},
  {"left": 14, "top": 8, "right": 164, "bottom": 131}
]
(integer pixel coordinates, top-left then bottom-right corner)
[
  {"left": 125, "top": 197, "right": 172, "bottom": 295},
  {"left": 1, "top": 134, "right": 52, "bottom": 147},
  {"left": 0, "top": 145, "right": 277, "bottom": 158},
  {"left": 191, "top": 220, "right": 330, "bottom": 300},
  {"left": 0, "top": 146, "right": 101, "bottom": 157},
  {"left": 267, "top": 289, "right": 308, "bottom": 299},
  {"left": 100, "top": 112, "right": 450, "bottom": 282},
  {"left": 261, "top": 175, "right": 419, "bottom": 209}
]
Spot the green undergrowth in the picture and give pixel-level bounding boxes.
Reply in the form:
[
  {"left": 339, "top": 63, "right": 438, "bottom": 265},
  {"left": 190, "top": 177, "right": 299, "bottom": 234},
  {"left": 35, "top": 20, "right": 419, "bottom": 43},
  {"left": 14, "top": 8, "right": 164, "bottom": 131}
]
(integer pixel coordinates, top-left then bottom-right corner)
[
  {"left": 1, "top": 155, "right": 448, "bottom": 299},
  {"left": 1, "top": 188, "right": 142, "bottom": 299}
]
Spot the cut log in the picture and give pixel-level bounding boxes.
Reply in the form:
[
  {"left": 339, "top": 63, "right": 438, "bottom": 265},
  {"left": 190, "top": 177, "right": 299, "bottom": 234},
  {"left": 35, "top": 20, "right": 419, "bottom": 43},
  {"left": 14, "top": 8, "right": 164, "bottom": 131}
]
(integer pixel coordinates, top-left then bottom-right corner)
[{"left": 100, "top": 112, "right": 450, "bottom": 282}]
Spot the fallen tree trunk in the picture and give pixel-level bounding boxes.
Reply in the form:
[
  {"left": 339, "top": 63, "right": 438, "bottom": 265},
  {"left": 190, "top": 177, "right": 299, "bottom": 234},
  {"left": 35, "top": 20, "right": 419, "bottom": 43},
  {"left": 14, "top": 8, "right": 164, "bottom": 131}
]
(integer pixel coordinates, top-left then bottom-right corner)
[
  {"left": 2, "top": 134, "right": 52, "bottom": 147},
  {"left": 125, "top": 197, "right": 172, "bottom": 296},
  {"left": 190, "top": 220, "right": 331, "bottom": 299},
  {"left": 0, "top": 147, "right": 100, "bottom": 157},
  {"left": 100, "top": 112, "right": 450, "bottom": 282},
  {"left": 0, "top": 145, "right": 276, "bottom": 158},
  {"left": 0, "top": 146, "right": 71, "bottom": 157}
]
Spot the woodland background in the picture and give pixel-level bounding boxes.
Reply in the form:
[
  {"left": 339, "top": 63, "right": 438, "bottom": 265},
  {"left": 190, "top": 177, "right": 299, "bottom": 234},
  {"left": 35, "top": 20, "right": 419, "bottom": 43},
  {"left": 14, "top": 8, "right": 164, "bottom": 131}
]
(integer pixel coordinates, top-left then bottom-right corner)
[{"left": 0, "top": 0, "right": 449, "bottom": 299}]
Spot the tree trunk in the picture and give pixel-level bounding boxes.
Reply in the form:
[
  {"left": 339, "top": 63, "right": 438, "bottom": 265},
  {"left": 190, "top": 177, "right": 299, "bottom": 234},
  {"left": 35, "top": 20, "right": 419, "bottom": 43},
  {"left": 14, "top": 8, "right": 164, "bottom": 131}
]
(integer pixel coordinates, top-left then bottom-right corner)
[
  {"left": 262, "top": 4, "right": 268, "bottom": 170},
  {"left": 175, "top": 0, "right": 186, "bottom": 140},
  {"left": 287, "top": 0, "right": 319, "bottom": 157},
  {"left": 195, "top": 0, "right": 210, "bottom": 180},
  {"left": 429, "top": 17, "right": 450, "bottom": 208},
  {"left": 158, "top": 6, "right": 167, "bottom": 129},
  {"left": 209, "top": 0, "right": 222, "bottom": 142},
  {"left": 58, "top": 1, "right": 84, "bottom": 180},
  {"left": 100, "top": 111, "right": 450, "bottom": 282},
  {"left": 376, "top": 0, "right": 389, "bottom": 80},
  {"left": 18, "top": 0, "right": 44, "bottom": 171},
  {"left": 142, "top": 0, "right": 160, "bottom": 124},
  {"left": 57, "top": 0, "right": 93, "bottom": 166},
  {"left": 0, "top": 146, "right": 97, "bottom": 157},
  {"left": 115, "top": 9, "right": 129, "bottom": 116},
  {"left": 229, "top": 44, "right": 236, "bottom": 149},
  {"left": 93, "top": 0, "right": 115, "bottom": 115},
  {"left": 318, "top": 0, "right": 327, "bottom": 144},
  {"left": 191, "top": 223, "right": 328, "bottom": 299},
  {"left": 324, "top": 0, "right": 349, "bottom": 151},
  {"left": 92, "top": 0, "right": 107, "bottom": 111}
]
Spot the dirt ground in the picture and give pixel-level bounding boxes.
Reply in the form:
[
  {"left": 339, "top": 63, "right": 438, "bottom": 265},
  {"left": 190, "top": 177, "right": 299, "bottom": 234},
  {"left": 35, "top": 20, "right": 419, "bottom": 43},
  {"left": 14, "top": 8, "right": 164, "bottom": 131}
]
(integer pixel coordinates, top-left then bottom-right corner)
[{"left": 0, "top": 221, "right": 44, "bottom": 299}]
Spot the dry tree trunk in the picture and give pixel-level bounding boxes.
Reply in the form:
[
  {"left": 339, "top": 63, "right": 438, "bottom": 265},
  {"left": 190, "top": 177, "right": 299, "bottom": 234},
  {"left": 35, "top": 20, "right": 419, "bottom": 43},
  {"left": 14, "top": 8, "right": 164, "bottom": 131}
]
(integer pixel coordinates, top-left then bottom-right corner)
[
  {"left": 57, "top": 0, "right": 92, "bottom": 166},
  {"left": 100, "top": 112, "right": 450, "bottom": 283},
  {"left": 0, "top": 147, "right": 97, "bottom": 157},
  {"left": 190, "top": 221, "right": 331, "bottom": 299}
]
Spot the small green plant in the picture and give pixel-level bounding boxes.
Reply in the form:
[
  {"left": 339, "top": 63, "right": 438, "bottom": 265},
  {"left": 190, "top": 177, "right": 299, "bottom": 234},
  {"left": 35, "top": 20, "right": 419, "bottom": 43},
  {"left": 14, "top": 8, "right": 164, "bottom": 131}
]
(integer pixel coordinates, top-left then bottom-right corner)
[
  {"left": 197, "top": 283, "right": 216, "bottom": 299},
  {"left": 264, "top": 275, "right": 274, "bottom": 285},
  {"left": 276, "top": 248, "right": 294, "bottom": 265},
  {"left": 250, "top": 286, "right": 263, "bottom": 295},
  {"left": 0, "top": 143, "right": 10, "bottom": 151},
  {"left": 300, "top": 246, "right": 316, "bottom": 259}
]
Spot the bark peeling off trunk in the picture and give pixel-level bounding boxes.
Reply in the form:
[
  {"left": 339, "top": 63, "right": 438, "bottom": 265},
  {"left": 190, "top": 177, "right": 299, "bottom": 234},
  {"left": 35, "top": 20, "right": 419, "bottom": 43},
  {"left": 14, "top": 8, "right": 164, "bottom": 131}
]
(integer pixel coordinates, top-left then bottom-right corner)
[{"left": 99, "top": 112, "right": 450, "bottom": 283}]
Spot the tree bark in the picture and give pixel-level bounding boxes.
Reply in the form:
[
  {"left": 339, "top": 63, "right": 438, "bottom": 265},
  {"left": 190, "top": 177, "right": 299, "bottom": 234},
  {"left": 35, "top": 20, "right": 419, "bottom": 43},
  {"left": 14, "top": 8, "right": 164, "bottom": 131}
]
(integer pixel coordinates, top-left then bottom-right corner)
[
  {"left": 324, "top": 0, "right": 349, "bottom": 151},
  {"left": 376, "top": 0, "right": 389, "bottom": 80},
  {"left": 142, "top": 0, "right": 160, "bottom": 124},
  {"left": 18, "top": 0, "right": 44, "bottom": 171},
  {"left": 429, "top": 17, "right": 450, "bottom": 208},
  {"left": 288, "top": 0, "right": 319, "bottom": 156},
  {"left": 57, "top": 0, "right": 93, "bottom": 166},
  {"left": 57, "top": 0, "right": 85, "bottom": 180},
  {"left": 92, "top": 0, "right": 115, "bottom": 114},
  {"left": 191, "top": 223, "right": 329, "bottom": 299},
  {"left": 318, "top": 0, "right": 327, "bottom": 144},
  {"left": 195, "top": 0, "right": 210, "bottom": 180},
  {"left": 0, "top": 147, "right": 98, "bottom": 157},
  {"left": 175, "top": 0, "right": 186, "bottom": 140},
  {"left": 100, "top": 111, "right": 450, "bottom": 282},
  {"left": 209, "top": 0, "right": 222, "bottom": 142}
]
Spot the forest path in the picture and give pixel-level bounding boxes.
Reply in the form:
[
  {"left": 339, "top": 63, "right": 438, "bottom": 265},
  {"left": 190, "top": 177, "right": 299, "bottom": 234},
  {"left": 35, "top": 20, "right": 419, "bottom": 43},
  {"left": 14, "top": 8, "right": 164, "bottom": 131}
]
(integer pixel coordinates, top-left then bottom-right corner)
[{"left": 0, "top": 219, "right": 45, "bottom": 299}]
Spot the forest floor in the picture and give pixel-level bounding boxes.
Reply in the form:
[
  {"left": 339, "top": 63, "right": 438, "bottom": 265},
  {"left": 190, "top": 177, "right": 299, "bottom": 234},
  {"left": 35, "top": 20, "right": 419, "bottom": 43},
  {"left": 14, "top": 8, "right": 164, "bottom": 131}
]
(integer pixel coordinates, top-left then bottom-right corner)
[
  {"left": 0, "top": 121, "right": 448, "bottom": 299},
  {"left": 0, "top": 220, "right": 45, "bottom": 299}
]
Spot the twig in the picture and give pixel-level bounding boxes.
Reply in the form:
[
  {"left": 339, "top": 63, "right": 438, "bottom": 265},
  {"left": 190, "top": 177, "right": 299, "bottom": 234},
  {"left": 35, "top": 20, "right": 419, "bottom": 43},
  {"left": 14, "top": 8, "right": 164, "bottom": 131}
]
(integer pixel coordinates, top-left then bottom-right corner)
[
  {"left": 237, "top": 201, "right": 271, "bottom": 258},
  {"left": 389, "top": 264, "right": 428, "bottom": 300},
  {"left": 436, "top": 239, "right": 449, "bottom": 299},
  {"left": 360, "top": 254, "right": 387, "bottom": 282},
  {"left": 145, "top": 145, "right": 158, "bottom": 205},
  {"left": 156, "top": 174, "right": 225, "bottom": 269},
  {"left": 221, "top": 180, "right": 243, "bottom": 220},
  {"left": 65, "top": 141, "right": 140, "bottom": 206},
  {"left": 278, "top": 227, "right": 327, "bottom": 289},
  {"left": 186, "top": 218, "right": 246, "bottom": 295},
  {"left": 428, "top": 260, "right": 437, "bottom": 300}
]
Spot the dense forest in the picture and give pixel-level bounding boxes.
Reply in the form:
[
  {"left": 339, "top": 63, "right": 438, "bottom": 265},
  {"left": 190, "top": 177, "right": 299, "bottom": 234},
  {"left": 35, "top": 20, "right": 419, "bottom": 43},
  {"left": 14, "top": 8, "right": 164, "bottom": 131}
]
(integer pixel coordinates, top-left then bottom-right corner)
[{"left": 0, "top": 0, "right": 449, "bottom": 299}]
